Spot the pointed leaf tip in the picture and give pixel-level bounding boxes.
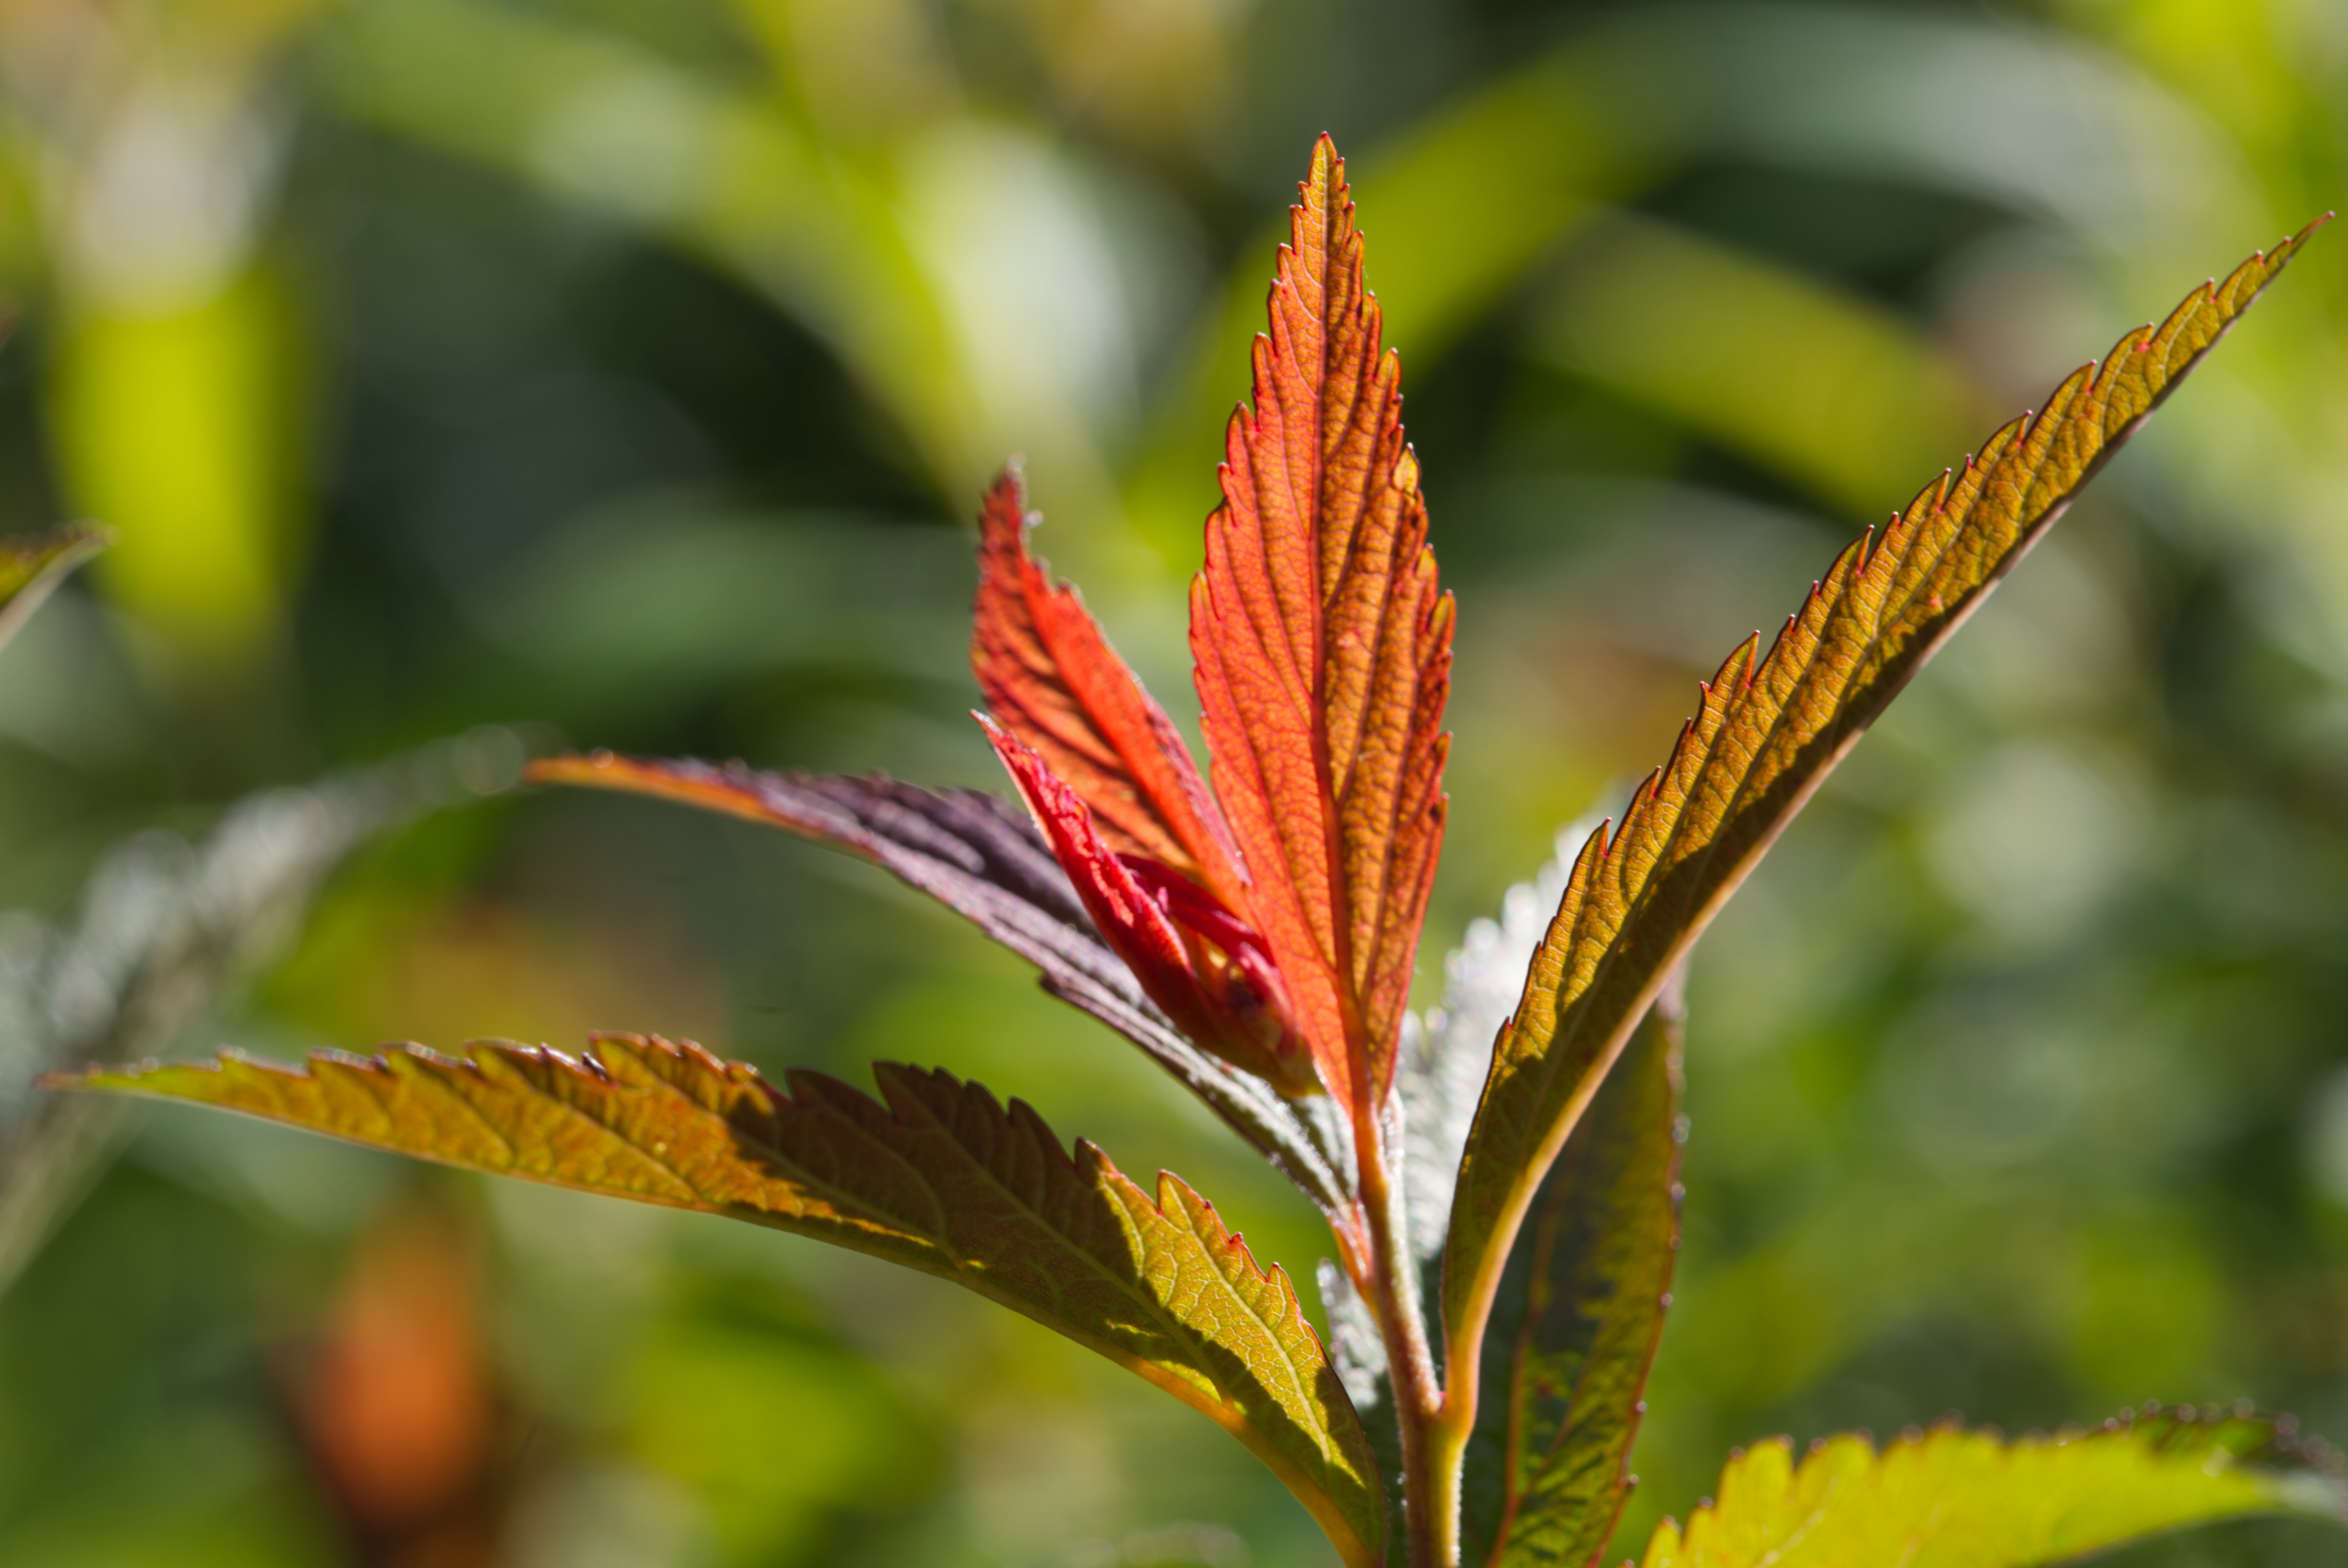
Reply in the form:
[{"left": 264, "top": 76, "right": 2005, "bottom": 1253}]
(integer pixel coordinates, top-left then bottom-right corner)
[
  {"left": 971, "top": 466, "right": 1247, "bottom": 902},
  {"left": 1193, "top": 135, "right": 1455, "bottom": 1113},
  {"left": 1443, "top": 224, "right": 2319, "bottom": 1389}
]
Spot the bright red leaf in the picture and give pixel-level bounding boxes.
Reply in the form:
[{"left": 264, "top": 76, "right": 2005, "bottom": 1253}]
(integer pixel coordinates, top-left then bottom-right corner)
[
  {"left": 1192, "top": 134, "right": 1454, "bottom": 1111},
  {"left": 970, "top": 476, "right": 1321, "bottom": 1095},
  {"left": 984, "top": 717, "right": 1314, "bottom": 1094},
  {"left": 973, "top": 466, "right": 1247, "bottom": 899}
]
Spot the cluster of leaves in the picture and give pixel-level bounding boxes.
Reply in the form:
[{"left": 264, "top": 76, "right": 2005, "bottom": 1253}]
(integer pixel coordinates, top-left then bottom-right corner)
[{"left": 50, "top": 141, "right": 2340, "bottom": 1567}]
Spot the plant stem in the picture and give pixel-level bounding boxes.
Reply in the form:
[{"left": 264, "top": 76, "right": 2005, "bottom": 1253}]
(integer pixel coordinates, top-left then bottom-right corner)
[{"left": 1351, "top": 1093, "right": 1454, "bottom": 1567}]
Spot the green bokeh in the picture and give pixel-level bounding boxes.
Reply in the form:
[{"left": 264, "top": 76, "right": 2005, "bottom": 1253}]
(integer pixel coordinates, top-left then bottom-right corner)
[{"left": 2, "top": 0, "right": 2346, "bottom": 1563}]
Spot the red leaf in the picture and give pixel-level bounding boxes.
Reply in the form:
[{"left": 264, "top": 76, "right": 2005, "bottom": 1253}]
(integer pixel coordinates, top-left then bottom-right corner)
[
  {"left": 984, "top": 717, "right": 1318, "bottom": 1095},
  {"left": 972, "top": 466, "right": 1248, "bottom": 906},
  {"left": 1192, "top": 135, "right": 1455, "bottom": 1111}
]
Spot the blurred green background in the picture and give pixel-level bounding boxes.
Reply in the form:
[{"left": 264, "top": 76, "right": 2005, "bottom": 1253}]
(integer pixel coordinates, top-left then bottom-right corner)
[{"left": 1, "top": 0, "right": 2346, "bottom": 1563}]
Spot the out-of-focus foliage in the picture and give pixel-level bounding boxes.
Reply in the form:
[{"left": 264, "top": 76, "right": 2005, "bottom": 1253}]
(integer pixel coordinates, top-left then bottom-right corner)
[
  {"left": 0, "top": 730, "right": 517, "bottom": 1296},
  {"left": 46, "top": 200, "right": 2313, "bottom": 1566},
  {"left": 0, "top": 521, "right": 105, "bottom": 650},
  {"left": 2, "top": 0, "right": 324, "bottom": 677},
  {"left": 2, "top": 0, "right": 2348, "bottom": 1564}
]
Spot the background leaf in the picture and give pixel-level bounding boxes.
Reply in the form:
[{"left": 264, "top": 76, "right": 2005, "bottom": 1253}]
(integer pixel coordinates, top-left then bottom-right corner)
[
  {"left": 1524, "top": 211, "right": 1990, "bottom": 517},
  {"left": 0, "top": 733, "right": 509, "bottom": 1296},
  {"left": 0, "top": 524, "right": 106, "bottom": 661},
  {"left": 1641, "top": 1409, "right": 2348, "bottom": 1568},
  {"left": 51, "top": 1035, "right": 1387, "bottom": 1566}
]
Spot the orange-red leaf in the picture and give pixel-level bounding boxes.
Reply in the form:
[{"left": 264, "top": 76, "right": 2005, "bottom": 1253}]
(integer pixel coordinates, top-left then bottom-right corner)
[
  {"left": 1442, "top": 221, "right": 2323, "bottom": 1396},
  {"left": 985, "top": 718, "right": 1319, "bottom": 1096},
  {"left": 1192, "top": 135, "right": 1454, "bottom": 1110},
  {"left": 51, "top": 1037, "right": 1387, "bottom": 1566},
  {"left": 972, "top": 467, "right": 1248, "bottom": 905}
]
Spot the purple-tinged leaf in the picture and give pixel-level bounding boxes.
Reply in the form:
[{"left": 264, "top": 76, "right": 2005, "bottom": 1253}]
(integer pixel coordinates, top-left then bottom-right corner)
[{"left": 526, "top": 754, "right": 1351, "bottom": 1213}]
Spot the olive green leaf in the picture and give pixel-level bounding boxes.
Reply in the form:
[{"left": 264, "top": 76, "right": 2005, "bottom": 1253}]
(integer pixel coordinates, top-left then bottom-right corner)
[
  {"left": 1440, "top": 224, "right": 2323, "bottom": 1411},
  {"left": 47, "top": 1035, "right": 1385, "bottom": 1566},
  {"left": 1464, "top": 990, "right": 1681, "bottom": 1568}
]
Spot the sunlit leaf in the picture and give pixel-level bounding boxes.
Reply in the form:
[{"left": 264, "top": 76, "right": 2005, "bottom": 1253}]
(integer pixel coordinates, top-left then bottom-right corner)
[
  {"left": 1642, "top": 1409, "right": 2347, "bottom": 1568},
  {"left": 525, "top": 753, "right": 1352, "bottom": 1214},
  {"left": 50, "top": 1035, "right": 1387, "bottom": 1567},
  {"left": 971, "top": 471, "right": 1324, "bottom": 1097},
  {"left": 533, "top": 753, "right": 1100, "bottom": 983},
  {"left": 1464, "top": 991, "right": 1681, "bottom": 1568},
  {"left": 973, "top": 465, "right": 1244, "bottom": 895},
  {"left": 1441, "top": 224, "right": 2321, "bottom": 1384},
  {"left": 1193, "top": 133, "right": 1454, "bottom": 1110}
]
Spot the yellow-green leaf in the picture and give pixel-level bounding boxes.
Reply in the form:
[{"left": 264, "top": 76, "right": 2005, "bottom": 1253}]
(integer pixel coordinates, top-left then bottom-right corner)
[
  {"left": 49, "top": 1036, "right": 1384, "bottom": 1566},
  {"left": 1441, "top": 224, "right": 2322, "bottom": 1391},
  {"left": 1643, "top": 1410, "right": 2347, "bottom": 1568}
]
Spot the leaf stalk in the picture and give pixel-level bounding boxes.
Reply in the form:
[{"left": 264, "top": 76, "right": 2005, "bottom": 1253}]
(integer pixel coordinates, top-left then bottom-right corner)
[{"left": 1352, "top": 1091, "right": 1454, "bottom": 1567}]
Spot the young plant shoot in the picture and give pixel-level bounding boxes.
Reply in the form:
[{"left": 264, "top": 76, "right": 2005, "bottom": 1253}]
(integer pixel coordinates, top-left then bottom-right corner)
[{"left": 49, "top": 139, "right": 2340, "bottom": 1568}]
